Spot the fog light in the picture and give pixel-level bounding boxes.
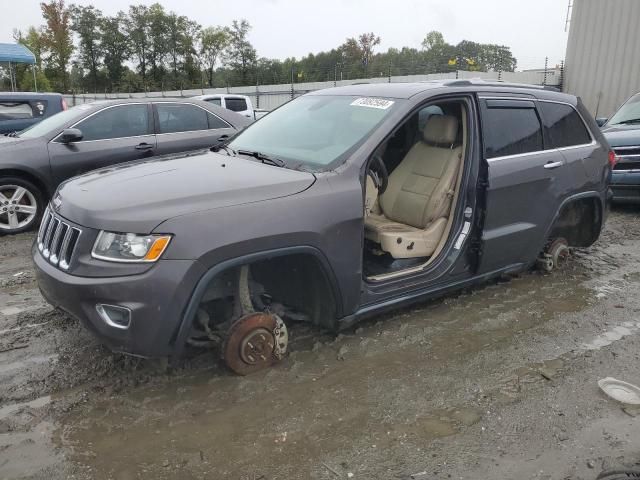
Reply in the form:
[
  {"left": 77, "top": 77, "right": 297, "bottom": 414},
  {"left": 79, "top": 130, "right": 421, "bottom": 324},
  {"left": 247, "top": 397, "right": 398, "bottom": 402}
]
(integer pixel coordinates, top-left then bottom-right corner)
[{"left": 96, "top": 304, "right": 131, "bottom": 330}]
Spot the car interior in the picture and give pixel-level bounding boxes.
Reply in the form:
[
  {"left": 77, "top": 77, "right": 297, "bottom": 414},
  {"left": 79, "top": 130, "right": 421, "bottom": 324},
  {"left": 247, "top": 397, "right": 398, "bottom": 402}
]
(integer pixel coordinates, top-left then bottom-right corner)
[{"left": 363, "top": 100, "right": 467, "bottom": 279}]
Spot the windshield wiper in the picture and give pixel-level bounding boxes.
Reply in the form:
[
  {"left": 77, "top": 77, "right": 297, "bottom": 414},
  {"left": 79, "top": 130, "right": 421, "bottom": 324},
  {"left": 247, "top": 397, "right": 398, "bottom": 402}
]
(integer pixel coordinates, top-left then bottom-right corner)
[
  {"left": 236, "top": 149, "right": 286, "bottom": 168},
  {"left": 615, "top": 118, "right": 640, "bottom": 125},
  {"left": 211, "top": 144, "right": 236, "bottom": 156}
]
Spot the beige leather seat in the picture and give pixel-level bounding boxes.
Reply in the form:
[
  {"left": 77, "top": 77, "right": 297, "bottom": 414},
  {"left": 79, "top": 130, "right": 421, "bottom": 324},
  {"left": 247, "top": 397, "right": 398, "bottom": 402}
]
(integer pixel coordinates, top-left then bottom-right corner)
[{"left": 365, "top": 115, "right": 462, "bottom": 259}]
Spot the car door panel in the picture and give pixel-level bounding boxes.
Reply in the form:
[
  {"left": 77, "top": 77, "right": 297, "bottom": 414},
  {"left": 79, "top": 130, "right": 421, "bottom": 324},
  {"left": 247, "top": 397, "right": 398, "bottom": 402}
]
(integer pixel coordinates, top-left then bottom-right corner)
[
  {"left": 47, "top": 103, "right": 156, "bottom": 185},
  {"left": 477, "top": 98, "right": 566, "bottom": 273}
]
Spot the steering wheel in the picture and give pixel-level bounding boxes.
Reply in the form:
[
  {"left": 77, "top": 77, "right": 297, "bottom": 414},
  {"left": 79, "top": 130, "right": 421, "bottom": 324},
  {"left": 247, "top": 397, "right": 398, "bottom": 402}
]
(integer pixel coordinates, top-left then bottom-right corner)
[{"left": 371, "top": 154, "right": 389, "bottom": 195}]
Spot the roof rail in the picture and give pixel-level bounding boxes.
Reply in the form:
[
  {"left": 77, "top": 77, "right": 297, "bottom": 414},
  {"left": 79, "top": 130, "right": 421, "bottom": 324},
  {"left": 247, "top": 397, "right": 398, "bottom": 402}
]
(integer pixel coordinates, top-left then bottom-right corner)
[{"left": 443, "top": 78, "right": 560, "bottom": 91}]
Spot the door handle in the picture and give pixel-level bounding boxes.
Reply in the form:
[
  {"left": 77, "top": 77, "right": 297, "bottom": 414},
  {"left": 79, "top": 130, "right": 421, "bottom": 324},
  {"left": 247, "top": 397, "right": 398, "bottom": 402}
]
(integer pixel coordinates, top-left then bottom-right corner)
[
  {"left": 544, "top": 160, "right": 563, "bottom": 169},
  {"left": 135, "top": 142, "right": 154, "bottom": 150}
]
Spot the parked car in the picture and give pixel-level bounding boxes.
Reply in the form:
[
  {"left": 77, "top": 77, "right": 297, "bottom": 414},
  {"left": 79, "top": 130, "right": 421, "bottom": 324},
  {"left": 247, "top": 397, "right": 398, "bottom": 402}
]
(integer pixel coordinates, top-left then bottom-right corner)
[
  {"left": 193, "top": 94, "right": 268, "bottom": 120},
  {"left": 0, "top": 98, "right": 251, "bottom": 234},
  {"left": 0, "top": 92, "right": 66, "bottom": 135},
  {"left": 34, "top": 80, "right": 611, "bottom": 375},
  {"left": 598, "top": 91, "right": 640, "bottom": 203}
]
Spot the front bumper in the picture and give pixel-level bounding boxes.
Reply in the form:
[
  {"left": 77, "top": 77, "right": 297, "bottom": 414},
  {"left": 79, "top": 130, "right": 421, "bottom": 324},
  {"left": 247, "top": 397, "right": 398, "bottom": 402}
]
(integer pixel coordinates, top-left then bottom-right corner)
[
  {"left": 34, "top": 243, "right": 205, "bottom": 358},
  {"left": 611, "top": 171, "right": 640, "bottom": 203}
]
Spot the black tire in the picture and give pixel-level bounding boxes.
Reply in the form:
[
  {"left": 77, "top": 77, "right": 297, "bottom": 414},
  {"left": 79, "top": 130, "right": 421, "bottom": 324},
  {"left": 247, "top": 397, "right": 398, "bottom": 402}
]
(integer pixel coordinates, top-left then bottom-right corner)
[{"left": 0, "top": 176, "right": 44, "bottom": 235}]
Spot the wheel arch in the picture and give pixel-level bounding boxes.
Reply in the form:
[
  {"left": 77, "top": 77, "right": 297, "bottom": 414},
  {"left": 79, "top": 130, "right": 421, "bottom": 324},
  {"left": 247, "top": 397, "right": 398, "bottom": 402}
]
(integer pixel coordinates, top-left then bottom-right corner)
[
  {"left": 0, "top": 168, "right": 51, "bottom": 200},
  {"left": 545, "top": 192, "right": 604, "bottom": 248},
  {"left": 171, "top": 246, "right": 343, "bottom": 358}
]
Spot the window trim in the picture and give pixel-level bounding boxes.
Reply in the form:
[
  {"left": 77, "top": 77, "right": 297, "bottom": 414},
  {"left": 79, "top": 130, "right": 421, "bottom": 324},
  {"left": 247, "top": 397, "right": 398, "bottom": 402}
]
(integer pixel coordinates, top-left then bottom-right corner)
[
  {"left": 50, "top": 102, "right": 153, "bottom": 144},
  {"left": 152, "top": 101, "right": 232, "bottom": 136},
  {"left": 478, "top": 96, "right": 597, "bottom": 162}
]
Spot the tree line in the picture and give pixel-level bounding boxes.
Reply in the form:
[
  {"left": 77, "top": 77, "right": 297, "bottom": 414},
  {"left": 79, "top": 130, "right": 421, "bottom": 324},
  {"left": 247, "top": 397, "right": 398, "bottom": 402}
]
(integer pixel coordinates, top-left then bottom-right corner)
[{"left": 6, "top": 1, "right": 518, "bottom": 94}]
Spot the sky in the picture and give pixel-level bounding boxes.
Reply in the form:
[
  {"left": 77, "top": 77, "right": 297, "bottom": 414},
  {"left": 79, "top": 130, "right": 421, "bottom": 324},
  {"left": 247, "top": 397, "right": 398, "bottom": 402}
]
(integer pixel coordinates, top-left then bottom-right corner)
[{"left": 0, "top": 0, "right": 571, "bottom": 71}]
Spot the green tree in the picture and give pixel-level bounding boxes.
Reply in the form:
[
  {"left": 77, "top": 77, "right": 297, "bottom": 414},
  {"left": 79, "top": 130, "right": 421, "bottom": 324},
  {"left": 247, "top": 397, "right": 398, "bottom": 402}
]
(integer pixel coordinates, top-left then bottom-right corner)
[
  {"left": 13, "top": 27, "right": 51, "bottom": 91},
  {"left": 339, "top": 32, "right": 381, "bottom": 78},
  {"left": 224, "top": 19, "right": 257, "bottom": 85},
  {"left": 421, "top": 31, "right": 445, "bottom": 50},
  {"left": 70, "top": 4, "right": 104, "bottom": 92},
  {"left": 165, "top": 12, "right": 199, "bottom": 88},
  {"left": 147, "top": 3, "right": 169, "bottom": 87},
  {"left": 126, "top": 5, "right": 151, "bottom": 87},
  {"left": 200, "top": 26, "right": 229, "bottom": 87},
  {"left": 101, "top": 12, "right": 130, "bottom": 90},
  {"left": 40, "top": 0, "right": 74, "bottom": 92}
]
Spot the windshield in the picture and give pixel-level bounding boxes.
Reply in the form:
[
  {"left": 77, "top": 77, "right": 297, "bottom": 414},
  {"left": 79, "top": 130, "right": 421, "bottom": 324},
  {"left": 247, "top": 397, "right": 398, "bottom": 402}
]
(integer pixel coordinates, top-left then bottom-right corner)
[
  {"left": 229, "top": 95, "right": 400, "bottom": 169},
  {"left": 608, "top": 93, "right": 640, "bottom": 125},
  {"left": 18, "top": 104, "right": 93, "bottom": 138}
]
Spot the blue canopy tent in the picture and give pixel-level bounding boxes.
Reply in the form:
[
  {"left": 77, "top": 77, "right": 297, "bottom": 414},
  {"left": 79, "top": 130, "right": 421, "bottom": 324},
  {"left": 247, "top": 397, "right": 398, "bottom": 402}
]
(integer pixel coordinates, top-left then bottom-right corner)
[{"left": 0, "top": 43, "right": 37, "bottom": 92}]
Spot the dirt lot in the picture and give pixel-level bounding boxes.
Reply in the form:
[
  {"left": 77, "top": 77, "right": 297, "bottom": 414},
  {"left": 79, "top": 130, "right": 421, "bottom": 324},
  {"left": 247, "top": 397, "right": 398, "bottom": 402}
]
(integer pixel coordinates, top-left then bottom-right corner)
[{"left": 1, "top": 207, "right": 640, "bottom": 480}]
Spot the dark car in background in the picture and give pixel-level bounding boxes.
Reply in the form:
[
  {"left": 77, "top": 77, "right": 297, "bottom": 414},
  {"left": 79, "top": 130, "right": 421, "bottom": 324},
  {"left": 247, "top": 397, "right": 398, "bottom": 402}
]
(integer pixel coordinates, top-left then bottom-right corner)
[
  {"left": 0, "top": 92, "right": 66, "bottom": 135},
  {"left": 600, "top": 91, "right": 640, "bottom": 203},
  {"left": 0, "top": 98, "right": 251, "bottom": 234}
]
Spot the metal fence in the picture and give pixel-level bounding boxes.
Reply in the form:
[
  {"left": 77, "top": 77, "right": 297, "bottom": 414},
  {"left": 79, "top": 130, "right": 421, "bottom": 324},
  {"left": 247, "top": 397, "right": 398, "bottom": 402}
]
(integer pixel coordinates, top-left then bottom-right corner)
[{"left": 63, "top": 67, "right": 563, "bottom": 110}]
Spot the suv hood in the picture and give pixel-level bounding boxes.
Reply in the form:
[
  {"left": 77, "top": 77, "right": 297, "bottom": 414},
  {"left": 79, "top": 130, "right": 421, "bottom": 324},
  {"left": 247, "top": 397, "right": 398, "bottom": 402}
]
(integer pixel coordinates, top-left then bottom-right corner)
[
  {"left": 55, "top": 149, "right": 316, "bottom": 232},
  {"left": 601, "top": 124, "right": 640, "bottom": 147}
]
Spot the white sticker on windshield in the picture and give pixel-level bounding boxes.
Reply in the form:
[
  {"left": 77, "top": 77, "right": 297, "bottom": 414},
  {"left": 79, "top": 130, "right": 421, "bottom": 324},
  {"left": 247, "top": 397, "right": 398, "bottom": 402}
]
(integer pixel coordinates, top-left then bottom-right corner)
[{"left": 351, "top": 98, "right": 395, "bottom": 110}]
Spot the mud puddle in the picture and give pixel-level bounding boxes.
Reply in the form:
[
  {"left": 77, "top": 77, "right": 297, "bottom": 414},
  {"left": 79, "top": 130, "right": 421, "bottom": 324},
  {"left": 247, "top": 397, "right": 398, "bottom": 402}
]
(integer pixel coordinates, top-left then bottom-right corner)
[{"left": 55, "top": 267, "right": 598, "bottom": 479}]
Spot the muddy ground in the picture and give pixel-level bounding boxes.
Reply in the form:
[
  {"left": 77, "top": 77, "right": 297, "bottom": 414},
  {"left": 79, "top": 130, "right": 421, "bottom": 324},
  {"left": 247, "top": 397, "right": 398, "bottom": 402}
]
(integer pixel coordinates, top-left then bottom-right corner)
[{"left": 1, "top": 208, "right": 640, "bottom": 480}]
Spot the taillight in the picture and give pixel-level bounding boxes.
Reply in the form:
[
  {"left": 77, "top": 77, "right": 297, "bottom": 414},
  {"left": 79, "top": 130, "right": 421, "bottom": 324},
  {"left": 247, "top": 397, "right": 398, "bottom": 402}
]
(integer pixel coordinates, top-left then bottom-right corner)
[
  {"left": 61, "top": 98, "right": 68, "bottom": 111},
  {"left": 608, "top": 150, "right": 618, "bottom": 168}
]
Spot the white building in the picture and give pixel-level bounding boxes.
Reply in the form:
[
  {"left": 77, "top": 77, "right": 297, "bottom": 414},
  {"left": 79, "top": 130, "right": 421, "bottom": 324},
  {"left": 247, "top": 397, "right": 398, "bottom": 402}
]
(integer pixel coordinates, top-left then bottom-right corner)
[{"left": 564, "top": 0, "right": 640, "bottom": 117}]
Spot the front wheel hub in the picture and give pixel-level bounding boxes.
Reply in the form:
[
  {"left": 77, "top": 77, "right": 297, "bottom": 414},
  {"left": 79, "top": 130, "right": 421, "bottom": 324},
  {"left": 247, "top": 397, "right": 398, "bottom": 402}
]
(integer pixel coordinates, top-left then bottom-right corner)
[{"left": 222, "top": 312, "right": 288, "bottom": 375}]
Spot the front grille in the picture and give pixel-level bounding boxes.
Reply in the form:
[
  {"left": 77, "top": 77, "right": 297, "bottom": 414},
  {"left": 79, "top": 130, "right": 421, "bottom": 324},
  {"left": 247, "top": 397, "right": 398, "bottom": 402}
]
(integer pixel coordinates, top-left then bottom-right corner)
[
  {"left": 614, "top": 160, "right": 640, "bottom": 170},
  {"left": 37, "top": 208, "right": 82, "bottom": 270},
  {"left": 613, "top": 145, "right": 640, "bottom": 171}
]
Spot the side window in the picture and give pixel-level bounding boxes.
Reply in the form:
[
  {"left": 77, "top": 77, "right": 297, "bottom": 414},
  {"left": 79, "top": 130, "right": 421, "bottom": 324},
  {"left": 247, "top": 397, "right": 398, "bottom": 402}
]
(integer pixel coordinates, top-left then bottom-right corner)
[
  {"left": 482, "top": 102, "right": 543, "bottom": 158},
  {"left": 207, "top": 112, "right": 229, "bottom": 129},
  {"left": 157, "top": 104, "right": 208, "bottom": 134},
  {"left": 0, "top": 102, "right": 34, "bottom": 120},
  {"left": 225, "top": 97, "right": 248, "bottom": 112},
  {"left": 207, "top": 98, "right": 222, "bottom": 106},
  {"left": 75, "top": 104, "right": 149, "bottom": 141},
  {"left": 539, "top": 102, "right": 591, "bottom": 148}
]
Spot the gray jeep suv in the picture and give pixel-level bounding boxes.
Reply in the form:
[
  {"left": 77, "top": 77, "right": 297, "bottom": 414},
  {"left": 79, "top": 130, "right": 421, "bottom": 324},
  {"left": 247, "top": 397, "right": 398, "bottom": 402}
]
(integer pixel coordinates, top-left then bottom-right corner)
[{"left": 33, "top": 80, "right": 612, "bottom": 374}]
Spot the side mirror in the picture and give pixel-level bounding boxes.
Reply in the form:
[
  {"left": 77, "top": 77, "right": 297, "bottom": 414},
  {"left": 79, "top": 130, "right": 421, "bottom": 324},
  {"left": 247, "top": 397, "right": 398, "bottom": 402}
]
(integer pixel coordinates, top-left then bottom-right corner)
[
  {"left": 596, "top": 117, "right": 608, "bottom": 127},
  {"left": 60, "top": 128, "right": 83, "bottom": 143}
]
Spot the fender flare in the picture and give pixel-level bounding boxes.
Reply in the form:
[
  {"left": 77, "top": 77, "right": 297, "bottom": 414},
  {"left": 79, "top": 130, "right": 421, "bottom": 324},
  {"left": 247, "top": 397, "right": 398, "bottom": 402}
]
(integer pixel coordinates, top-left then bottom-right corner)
[
  {"left": 541, "top": 190, "right": 605, "bottom": 246},
  {"left": 171, "top": 245, "right": 343, "bottom": 359}
]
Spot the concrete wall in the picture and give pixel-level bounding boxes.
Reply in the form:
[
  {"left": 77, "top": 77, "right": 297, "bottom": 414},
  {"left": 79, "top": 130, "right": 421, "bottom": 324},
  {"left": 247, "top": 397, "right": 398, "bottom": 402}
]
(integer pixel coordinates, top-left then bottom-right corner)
[
  {"left": 64, "top": 68, "right": 562, "bottom": 110},
  {"left": 564, "top": 0, "right": 640, "bottom": 117}
]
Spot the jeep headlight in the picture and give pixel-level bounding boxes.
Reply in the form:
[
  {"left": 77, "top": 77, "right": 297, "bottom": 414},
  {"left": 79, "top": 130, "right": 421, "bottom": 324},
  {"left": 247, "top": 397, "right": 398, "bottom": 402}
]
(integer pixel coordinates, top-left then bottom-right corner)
[{"left": 92, "top": 231, "right": 172, "bottom": 263}]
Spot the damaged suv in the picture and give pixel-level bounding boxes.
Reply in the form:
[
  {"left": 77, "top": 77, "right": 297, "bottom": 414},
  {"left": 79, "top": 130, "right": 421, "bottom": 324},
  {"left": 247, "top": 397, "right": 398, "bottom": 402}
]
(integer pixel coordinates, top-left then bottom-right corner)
[{"left": 34, "top": 80, "right": 611, "bottom": 374}]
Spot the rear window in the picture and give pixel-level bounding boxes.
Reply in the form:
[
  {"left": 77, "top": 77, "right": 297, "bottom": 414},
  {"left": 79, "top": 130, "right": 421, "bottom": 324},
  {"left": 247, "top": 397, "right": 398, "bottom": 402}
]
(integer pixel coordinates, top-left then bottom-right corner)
[
  {"left": 0, "top": 102, "right": 34, "bottom": 120},
  {"left": 539, "top": 102, "right": 591, "bottom": 148},
  {"left": 225, "top": 97, "right": 248, "bottom": 112},
  {"left": 483, "top": 102, "right": 543, "bottom": 158}
]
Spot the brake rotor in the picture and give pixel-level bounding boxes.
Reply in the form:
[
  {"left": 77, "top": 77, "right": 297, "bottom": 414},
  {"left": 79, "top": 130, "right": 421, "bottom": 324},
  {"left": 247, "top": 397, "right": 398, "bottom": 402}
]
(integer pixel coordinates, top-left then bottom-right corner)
[
  {"left": 548, "top": 237, "right": 570, "bottom": 268},
  {"left": 222, "top": 312, "right": 288, "bottom": 375}
]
